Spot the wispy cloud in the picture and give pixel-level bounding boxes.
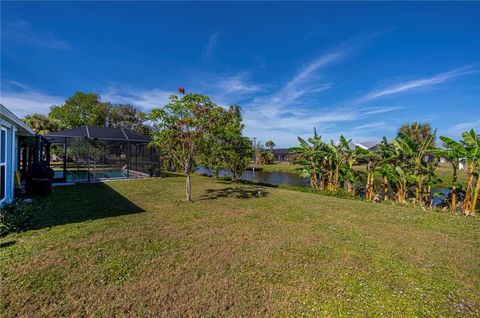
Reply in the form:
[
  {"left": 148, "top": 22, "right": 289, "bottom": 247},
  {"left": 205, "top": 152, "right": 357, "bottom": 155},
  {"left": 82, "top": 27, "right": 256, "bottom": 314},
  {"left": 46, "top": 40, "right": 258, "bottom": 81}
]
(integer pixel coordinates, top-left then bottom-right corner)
[
  {"left": 243, "top": 105, "right": 403, "bottom": 147},
  {"left": 356, "top": 65, "right": 477, "bottom": 103},
  {"left": 100, "top": 86, "right": 173, "bottom": 110},
  {"left": 247, "top": 49, "right": 346, "bottom": 117},
  {"left": 203, "top": 32, "right": 220, "bottom": 62},
  {"left": 363, "top": 106, "right": 404, "bottom": 115},
  {"left": 198, "top": 73, "right": 262, "bottom": 106},
  {"left": 4, "top": 19, "right": 72, "bottom": 50},
  {"left": 240, "top": 36, "right": 403, "bottom": 146},
  {"left": 443, "top": 118, "right": 480, "bottom": 137},
  {"left": 0, "top": 82, "right": 65, "bottom": 117}
]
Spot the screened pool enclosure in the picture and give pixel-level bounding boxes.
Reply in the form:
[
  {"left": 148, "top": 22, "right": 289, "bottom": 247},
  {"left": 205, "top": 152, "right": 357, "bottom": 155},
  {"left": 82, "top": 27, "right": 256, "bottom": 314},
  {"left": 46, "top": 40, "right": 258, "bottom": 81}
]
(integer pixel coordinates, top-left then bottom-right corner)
[{"left": 43, "top": 126, "right": 160, "bottom": 182}]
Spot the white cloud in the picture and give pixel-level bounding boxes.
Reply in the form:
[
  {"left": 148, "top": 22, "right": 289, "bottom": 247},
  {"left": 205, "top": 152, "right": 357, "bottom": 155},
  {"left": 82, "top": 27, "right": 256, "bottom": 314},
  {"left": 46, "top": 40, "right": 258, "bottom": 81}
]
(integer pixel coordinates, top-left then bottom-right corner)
[
  {"left": 248, "top": 50, "right": 345, "bottom": 115},
  {"left": 363, "top": 106, "right": 404, "bottom": 115},
  {"left": 202, "top": 73, "right": 262, "bottom": 107},
  {"left": 0, "top": 90, "right": 64, "bottom": 117},
  {"left": 243, "top": 105, "right": 403, "bottom": 147},
  {"left": 101, "top": 87, "right": 173, "bottom": 111},
  {"left": 5, "top": 19, "right": 72, "bottom": 50},
  {"left": 356, "top": 65, "right": 477, "bottom": 103},
  {"left": 203, "top": 32, "right": 220, "bottom": 62},
  {"left": 443, "top": 119, "right": 480, "bottom": 137}
]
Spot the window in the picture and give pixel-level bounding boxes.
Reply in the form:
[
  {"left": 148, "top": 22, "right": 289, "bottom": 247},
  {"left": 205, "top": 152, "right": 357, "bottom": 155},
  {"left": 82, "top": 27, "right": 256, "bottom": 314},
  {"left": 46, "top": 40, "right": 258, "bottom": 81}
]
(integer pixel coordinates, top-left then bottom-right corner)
[{"left": 0, "top": 127, "right": 6, "bottom": 202}]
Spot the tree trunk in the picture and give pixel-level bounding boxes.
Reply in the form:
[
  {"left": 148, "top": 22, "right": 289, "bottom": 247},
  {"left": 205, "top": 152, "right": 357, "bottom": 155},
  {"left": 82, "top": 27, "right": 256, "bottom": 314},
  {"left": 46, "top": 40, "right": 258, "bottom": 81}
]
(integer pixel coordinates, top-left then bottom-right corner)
[
  {"left": 334, "top": 164, "right": 340, "bottom": 191},
  {"left": 186, "top": 173, "right": 191, "bottom": 202},
  {"left": 366, "top": 171, "right": 373, "bottom": 201},
  {"left": 470, "top": 177, "right": 480, "bottom": 217},
  {"left": 451, "top": 164, "right": 457, "bottom": 213},
  {"left": 464, "top": 169, "right": 474, "bottom": 214},
  {"left": 328, "top": 167, "right": 333, "bottom": 191},
  {"left": 383, "top": 177, "right": 389, "bottom": 201},
  {"left": 451, "top": 191, "right": 457, "bottom": 213}
]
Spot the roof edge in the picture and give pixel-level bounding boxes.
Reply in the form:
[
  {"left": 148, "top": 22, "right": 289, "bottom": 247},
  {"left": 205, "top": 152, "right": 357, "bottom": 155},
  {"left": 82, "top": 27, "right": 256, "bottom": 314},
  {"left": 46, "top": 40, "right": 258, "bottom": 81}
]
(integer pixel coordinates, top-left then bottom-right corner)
[{"left": 0, "top": 104, "right": 36, "bottom": 136}]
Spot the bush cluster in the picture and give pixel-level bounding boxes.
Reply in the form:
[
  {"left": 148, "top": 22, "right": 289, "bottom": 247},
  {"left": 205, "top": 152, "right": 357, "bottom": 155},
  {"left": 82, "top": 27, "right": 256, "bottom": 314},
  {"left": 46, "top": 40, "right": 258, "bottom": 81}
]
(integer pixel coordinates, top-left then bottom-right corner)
[{"left": 0, "top": 199, "right": 38, "bottom": 236}]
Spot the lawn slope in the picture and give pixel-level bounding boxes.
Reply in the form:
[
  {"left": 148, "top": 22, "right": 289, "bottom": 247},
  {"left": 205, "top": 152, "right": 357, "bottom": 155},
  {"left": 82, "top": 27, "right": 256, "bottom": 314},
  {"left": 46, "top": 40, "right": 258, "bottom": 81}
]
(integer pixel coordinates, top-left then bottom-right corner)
[{"left": 1, "top": 176, "right": 479, "bottom": 317}]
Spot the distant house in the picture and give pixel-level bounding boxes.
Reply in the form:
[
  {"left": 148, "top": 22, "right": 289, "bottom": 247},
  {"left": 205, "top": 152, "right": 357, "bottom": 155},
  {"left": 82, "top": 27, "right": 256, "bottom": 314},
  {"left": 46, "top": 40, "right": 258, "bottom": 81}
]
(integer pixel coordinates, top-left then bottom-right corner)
[
  {"left": 271, "top": 148, "right": 291, "bottom": 162},
  {"left": 347, "top": 141, "right": 380, "bottom": 151},
  {"left": 0, "top": 105, "right": 37, "bottom": 205}
]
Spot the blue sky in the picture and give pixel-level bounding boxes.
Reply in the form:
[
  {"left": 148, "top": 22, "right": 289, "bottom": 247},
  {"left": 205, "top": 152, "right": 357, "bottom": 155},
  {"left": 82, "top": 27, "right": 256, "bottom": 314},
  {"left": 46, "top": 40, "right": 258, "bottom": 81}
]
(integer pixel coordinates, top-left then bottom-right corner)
[{"left": 1, "top": 2, "right": 479, "bottom": 147}]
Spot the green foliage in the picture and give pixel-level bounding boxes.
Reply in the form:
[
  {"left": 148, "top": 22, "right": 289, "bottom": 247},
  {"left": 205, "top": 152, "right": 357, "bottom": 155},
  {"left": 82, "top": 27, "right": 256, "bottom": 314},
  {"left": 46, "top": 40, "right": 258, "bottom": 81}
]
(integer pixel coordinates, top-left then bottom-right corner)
[
  {"left": 26, "top": 92, "right": 150, "bottom": 135},
  {"left": 265, "top": 140, "right": 275, "bottom": 150},
  {"left": 200, "top": 105, "right": 252, "bottom": 181},
  {"left": 292, "top": 125, "right": 477, "bottom": 213},
  {"left": 0, "top": 199, "right": 40, "bottom": 236},
  {"left": 222, "top": 135, "right": 253, "bottom": 182},
  {"left": 149, "top": 91, "right": 250, "bottom": 200},
  {"left": 149, "top": 93, "right": 224, "bottom": 174},
  {"left": 49, "top": 92, "right": 110, "bottom": 128},
  {"left": 108, "top": 104, "right": 150, "bottom": 135},
  {"left": 257, "top": 149, "right": 274, "bottom": 164},
  {"left": 397, "top": 121, "right": 435, "bottom": 146},
  {"left": 22, "top": 113, "right": 62, "bottom": 134}
]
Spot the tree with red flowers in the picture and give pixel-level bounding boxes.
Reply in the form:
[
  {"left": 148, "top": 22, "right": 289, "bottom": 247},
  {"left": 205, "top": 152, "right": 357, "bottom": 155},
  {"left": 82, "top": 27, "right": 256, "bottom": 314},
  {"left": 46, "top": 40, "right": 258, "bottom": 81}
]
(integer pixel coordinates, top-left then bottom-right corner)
[{"left": 149, "top": 90, "right": 227, "bottom": 202}]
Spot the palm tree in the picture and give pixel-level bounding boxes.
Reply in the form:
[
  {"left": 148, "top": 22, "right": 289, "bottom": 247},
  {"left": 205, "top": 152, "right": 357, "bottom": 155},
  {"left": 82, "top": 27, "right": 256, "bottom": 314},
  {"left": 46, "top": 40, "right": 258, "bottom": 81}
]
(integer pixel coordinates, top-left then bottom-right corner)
[
  {"left": 398, "top": 122, "right": 434, "bottom": 146},
  {"left": 265, "top": 140, "right": 276, "bottom": 151}
]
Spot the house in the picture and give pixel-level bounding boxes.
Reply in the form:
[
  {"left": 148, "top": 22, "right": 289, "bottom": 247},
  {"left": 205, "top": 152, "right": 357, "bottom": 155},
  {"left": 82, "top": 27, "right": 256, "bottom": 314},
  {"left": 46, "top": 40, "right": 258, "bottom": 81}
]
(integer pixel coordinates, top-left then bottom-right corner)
[
  {"left": 346, "top": 141, "right": 380, "bottom": 151},
  {"left": 271, "top": 148, "right": 291, "bottom": 162},
  {"left": 0, "top": 104, "right": 37, "bottom": 205}
]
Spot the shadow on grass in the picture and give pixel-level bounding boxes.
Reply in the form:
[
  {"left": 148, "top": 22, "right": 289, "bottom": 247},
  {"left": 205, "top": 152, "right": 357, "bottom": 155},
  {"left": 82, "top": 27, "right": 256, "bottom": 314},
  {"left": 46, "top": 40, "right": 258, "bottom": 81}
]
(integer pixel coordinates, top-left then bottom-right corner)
[
  {"left": 201, "top": 186, "right": 270, "bottom": 200},
  {"left": 0, "top": 240, "right": 16, "bottom": 248},
  {"left": 31, "top": 182, "right": 144, "bottom": 230}
]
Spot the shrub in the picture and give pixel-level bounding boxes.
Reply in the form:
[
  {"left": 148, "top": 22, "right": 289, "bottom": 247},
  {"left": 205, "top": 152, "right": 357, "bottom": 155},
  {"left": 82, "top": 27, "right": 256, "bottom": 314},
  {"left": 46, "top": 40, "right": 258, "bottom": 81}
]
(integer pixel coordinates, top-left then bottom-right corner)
[{"left": 0, "top": 199, "right": 37, "bottom": 236}]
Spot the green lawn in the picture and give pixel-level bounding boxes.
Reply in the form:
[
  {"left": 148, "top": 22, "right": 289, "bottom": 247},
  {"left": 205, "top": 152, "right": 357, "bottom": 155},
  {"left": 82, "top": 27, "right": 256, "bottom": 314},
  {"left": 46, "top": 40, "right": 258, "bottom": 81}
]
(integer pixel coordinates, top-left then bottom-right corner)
[
  {"left": 1, "top": 176, "right": 479, "bottom": 317},
  {"left": 259, "top": 162, "right": 303, "bottom": 173}
]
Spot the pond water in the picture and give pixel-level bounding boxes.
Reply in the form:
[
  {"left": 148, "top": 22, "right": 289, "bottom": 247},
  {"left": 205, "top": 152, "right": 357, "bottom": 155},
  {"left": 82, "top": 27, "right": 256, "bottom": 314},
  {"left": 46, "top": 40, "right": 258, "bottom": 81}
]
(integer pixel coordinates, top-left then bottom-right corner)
[{"left": 196, "top": 166, "right": 310, "bottom": 187}]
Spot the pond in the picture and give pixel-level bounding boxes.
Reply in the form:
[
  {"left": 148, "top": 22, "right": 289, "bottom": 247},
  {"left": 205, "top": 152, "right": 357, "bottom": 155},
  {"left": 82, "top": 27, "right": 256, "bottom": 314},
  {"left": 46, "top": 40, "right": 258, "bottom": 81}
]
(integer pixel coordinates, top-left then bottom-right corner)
[{"left": 197, "top": 166, "right": 310, "bottom": 187}]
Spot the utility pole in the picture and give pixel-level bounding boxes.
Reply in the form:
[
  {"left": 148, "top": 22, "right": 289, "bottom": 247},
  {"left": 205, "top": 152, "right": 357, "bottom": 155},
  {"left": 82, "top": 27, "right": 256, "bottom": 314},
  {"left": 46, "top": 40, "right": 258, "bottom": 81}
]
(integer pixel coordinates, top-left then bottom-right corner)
[{"left": 252, "top": 137, "right": 257, "bottom": 172}]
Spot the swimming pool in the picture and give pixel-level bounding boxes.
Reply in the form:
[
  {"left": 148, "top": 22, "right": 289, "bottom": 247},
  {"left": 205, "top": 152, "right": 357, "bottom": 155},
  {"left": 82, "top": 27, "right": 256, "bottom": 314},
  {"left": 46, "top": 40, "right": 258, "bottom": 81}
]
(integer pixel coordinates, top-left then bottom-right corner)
[{"left": 66, "top": 170, "right": 128, "bottom": 181}]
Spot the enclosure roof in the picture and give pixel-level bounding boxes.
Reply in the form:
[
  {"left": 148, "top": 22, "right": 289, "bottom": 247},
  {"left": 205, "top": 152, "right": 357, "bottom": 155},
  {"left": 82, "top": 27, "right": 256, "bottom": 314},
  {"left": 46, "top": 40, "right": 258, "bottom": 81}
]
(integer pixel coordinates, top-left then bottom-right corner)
[{"left": 43, "top": 125, "right": 151, "bottom": 143}]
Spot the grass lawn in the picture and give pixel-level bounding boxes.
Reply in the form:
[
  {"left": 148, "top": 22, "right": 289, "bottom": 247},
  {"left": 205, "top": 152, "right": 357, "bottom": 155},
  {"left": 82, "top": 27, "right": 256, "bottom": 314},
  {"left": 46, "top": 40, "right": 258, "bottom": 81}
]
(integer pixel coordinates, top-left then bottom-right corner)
[
  {"left": 259, "top": 162, "right": 303, "bottom": 173},
  {"left": 435, "top": 162, "right": 468, "bottom": 187},
  {"left": 1, "top": 176, "right": 479, "bottom": 317}
]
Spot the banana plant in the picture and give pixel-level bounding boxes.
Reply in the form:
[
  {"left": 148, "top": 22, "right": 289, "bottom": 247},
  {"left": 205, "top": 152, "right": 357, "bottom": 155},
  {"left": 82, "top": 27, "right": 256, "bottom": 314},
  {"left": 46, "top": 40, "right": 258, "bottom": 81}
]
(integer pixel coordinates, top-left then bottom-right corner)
[
  {"left": 357, "top": 147, "right": 382, "bottom": 201},
  {"left": 432, "top": 140, "right": 462, "bottom": 212},
  {"left": 290, "top": 128, "right": 326, "bottom": 191},
  {"left": 393, "top": 131, "right": 436, "bottom": 206},
  {"left": 339, "top": 135, "right": 362, "bottom": 193},
  {"left": 441, "top": 129, "right": 480, "bottom": 215}
]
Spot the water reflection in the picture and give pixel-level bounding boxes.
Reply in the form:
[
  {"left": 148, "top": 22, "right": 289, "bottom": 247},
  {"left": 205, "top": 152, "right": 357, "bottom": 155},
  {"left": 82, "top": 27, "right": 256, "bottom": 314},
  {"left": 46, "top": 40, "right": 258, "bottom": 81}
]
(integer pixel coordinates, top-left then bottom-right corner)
[{"left": 196, "top": 166, "right": 309, "bottom": 187}]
